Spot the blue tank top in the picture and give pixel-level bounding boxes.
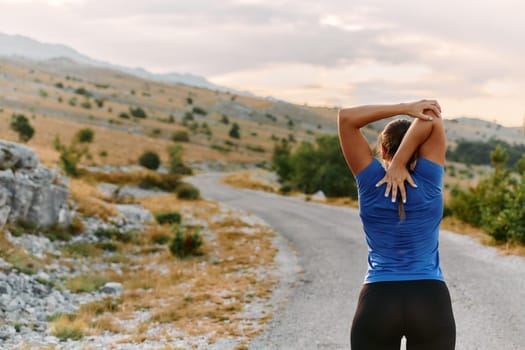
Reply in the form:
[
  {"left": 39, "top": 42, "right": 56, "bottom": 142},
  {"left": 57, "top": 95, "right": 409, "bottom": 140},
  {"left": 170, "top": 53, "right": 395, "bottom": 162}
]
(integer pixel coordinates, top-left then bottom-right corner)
[{"left": 355, "top": 157, "right": 444, "bottom": 284}]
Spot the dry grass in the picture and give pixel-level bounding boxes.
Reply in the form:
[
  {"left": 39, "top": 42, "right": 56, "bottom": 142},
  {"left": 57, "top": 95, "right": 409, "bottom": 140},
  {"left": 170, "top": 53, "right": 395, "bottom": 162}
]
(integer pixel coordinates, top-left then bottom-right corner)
[
  {"left": 441, "top": 216, "right": 525, "bottom": 257},
  {"left": 69, "top": 178, "right": 118, "bottom": 219},
  {"left": 0, "top": 230, "right": 42, "bottom": 274},
  {"left": 47, "top": 196, "right": 279, "bottom": 346},
  {"left": 221, "top": 170, "right": 277, "bottom": 193}
]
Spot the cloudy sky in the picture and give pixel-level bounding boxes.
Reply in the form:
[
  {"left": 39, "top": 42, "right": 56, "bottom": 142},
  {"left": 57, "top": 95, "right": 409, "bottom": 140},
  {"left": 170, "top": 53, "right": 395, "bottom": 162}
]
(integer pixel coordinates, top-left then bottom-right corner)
[{"left": 1, "top": 0, "right": 524, "bottom": 126}]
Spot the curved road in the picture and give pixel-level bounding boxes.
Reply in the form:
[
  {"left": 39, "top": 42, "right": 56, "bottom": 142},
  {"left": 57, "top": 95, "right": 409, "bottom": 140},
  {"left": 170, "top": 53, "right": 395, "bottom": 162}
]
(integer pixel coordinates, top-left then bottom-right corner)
[{"left": 189, "top": 174, "right": 525, "bottom": 350}]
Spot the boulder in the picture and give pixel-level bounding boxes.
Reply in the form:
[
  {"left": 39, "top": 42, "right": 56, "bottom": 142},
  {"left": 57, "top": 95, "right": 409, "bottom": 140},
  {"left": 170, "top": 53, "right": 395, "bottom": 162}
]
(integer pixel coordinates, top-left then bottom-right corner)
[
  {"left": 116, "top": 204, "right": 154, "bottom": 224},
  {"left": 0, "top": 140, "right": 69, "bottom": 228},
  {"left": 100, "top": 282, "right": 123, "bottom": 294},
  {"left": 0, "top": 140, "right": 39, "bottom": 170}
]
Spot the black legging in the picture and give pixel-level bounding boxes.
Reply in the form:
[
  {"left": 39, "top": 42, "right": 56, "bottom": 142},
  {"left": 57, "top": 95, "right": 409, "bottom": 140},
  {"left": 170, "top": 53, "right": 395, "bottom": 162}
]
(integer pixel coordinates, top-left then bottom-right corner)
[{"left": 351, "top": 280, "right": 455, "bottom": 350}]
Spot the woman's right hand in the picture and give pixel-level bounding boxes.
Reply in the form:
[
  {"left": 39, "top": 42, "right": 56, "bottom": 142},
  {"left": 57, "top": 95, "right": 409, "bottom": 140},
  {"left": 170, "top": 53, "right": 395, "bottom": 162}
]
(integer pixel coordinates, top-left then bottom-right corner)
[
  {"left": 375, "top": 161, "right": 416, "bottom": 203},
  {"left": 403, "top": 100, "right": 442, "bottom": 121}
]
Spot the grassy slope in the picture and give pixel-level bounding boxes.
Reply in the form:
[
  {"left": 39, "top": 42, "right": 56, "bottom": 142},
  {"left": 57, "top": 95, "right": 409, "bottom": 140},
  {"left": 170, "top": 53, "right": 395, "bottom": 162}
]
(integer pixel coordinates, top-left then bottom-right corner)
[{"left": 0, "top": 57, "right": 340, "bottom": 169}]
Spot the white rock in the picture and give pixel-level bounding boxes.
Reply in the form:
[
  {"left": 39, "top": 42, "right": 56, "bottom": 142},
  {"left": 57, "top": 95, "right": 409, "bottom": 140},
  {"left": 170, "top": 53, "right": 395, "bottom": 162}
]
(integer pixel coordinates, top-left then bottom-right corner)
[
  {"left": 100, "top": 282, "right": 123, "bottom": 294},
  {"left": 115, "top": 204, "right": 154, "bottom": 224},
  {"left": 0, "top": 325, "right": 16, "bottom": 340},
  {"left": 311, "top": 190, "right": 326, "bottom": 201}
]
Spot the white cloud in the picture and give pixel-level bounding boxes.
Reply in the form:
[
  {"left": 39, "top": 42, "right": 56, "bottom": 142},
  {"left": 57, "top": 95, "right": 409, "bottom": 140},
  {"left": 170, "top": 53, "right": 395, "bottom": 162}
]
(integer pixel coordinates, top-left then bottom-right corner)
[{"left": 0, "top": 0, "right": 524, "bottom": 125}]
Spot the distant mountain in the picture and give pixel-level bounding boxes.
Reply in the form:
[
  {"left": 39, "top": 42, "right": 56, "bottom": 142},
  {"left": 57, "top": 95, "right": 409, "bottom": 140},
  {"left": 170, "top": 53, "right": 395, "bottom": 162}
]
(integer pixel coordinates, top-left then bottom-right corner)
[
  {"left": 0, "top": 32, "right": 251, "bottom": 95},
  {"left": 0, "top": 33, "right": 96, "bottom": 64}
]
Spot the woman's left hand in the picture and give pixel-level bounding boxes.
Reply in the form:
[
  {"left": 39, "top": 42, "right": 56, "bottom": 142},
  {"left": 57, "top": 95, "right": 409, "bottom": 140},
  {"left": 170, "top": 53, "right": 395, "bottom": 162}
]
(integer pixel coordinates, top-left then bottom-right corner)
[{"left": 375, "top": 162, "right": 417, "bottom": 203}]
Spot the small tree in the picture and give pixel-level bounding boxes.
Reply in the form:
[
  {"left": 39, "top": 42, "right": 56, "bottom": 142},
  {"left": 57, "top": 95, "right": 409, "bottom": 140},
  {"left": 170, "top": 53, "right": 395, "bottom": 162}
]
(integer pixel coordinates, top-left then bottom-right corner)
[
  {"left": 75, "top": 128, "right": 95, "bottom": 143},
  {"left": 229, "top": 122, "right": 241, "bottom": 139},
  {"left": 170, "top": 227, "right": 203, "bottom": 258},
  {"left": 172, "top": 131, "right": 190, "bottom": 142},
  {"left": 139, "top": 150, "right": 160, "bottom": 170},
  {"left": 129, "top": 106, "right": 147, "bottom": 119},
  {"left": 54, "top": 136, "right": 89, "bottom": 177},
  {"left": 10, "top": 113, "right": 35, "bottom": 143},
  {"left": 192, "top": 106, "right": 207, "bottom": 116},
  {"left": 168, "top": 145, "right": 192, "bottom": 175}
]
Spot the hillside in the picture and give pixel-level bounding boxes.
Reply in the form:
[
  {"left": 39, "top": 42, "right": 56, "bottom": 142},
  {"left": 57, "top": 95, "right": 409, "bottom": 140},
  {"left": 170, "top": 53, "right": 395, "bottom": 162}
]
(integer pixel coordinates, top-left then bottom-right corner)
[
  {"left": 0, "top": 48, "right": 523, "bottom": 173},
  {"left": 0, "top": 55, "right": 341, "bottom": 170}
]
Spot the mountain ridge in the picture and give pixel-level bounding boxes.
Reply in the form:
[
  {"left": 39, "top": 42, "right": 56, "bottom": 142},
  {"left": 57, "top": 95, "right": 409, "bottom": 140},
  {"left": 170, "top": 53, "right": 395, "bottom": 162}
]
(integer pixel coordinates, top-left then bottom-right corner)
[{"left": 0, "top": 32, "right": 252, "bottom": 96}]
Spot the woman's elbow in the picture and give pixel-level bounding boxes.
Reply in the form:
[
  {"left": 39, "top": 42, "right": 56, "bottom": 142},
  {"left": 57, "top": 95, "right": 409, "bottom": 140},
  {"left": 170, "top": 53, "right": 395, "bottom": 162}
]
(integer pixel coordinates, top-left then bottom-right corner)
[{"left": 338, "top": 108, "right": 354, "bottom": 127}]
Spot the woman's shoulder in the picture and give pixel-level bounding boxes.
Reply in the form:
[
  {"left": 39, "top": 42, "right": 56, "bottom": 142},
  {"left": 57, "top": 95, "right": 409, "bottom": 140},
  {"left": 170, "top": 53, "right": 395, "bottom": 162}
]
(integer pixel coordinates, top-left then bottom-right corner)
[
  {"left": 413, "top": 157, "right": 444, "bottom": 185},
  {"left": 355, "top": 158, "right": 385, "bottom": 190}
]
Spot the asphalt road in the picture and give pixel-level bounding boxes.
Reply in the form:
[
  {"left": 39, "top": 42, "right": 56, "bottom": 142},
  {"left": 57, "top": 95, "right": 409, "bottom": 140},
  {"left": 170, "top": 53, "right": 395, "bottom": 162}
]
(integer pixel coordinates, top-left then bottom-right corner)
[{"left": 189, "top": 173, "right": 525, "bottom": 350}]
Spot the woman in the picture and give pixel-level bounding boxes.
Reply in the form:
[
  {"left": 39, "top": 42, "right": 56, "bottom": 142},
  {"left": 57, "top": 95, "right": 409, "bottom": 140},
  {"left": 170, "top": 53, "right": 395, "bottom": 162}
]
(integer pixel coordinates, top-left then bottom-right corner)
[{"left": 337, "top": 100, "right": 456, "bottom": 350}]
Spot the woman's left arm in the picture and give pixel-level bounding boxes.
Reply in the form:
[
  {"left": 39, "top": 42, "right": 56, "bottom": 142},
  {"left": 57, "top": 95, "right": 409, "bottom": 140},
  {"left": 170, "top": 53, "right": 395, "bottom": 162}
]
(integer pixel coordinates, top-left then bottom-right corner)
[{"left": 376, "top": 109, "right": 444, "bottom": 202}]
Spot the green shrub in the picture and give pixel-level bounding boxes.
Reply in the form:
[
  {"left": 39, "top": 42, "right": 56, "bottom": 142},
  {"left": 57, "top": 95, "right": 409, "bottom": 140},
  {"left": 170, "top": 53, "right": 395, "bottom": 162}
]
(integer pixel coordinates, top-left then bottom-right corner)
[
  {"left": 211, "top": 144, "right": 230, "bottom": 153},
  {"left": 94, "top": 227, "right": 119, "bottom": 240},
  {"left": 94, "top": 98, "right": 105, "bottom": 108},
  {"left": 66, "top": 274, "right": 109, "bottom": 293},
  {"left": 74, "top": 87, "right": 91, "bottom": 97},
  {"left": 53, "top": 327, "right": 84, "bottom": 341},
  {"left": 183, "top": 112, "right": 194, "bottom": 122},
  {"left": 138, "top": 150, "right": 161, "bottom": 170},
  {"left": 172, "top": 131, "right": 190, "bottom": 142},
  {"left": 10, "top": 113, "right": 35, "bottom": 143},
  {"left": 167, "top": 145, "right": 193, "bottom": 175},
  {"left": 62, "top": 242, "right": 100, "bottom": 258},
  {"left": 246, "top": 145, "right": 265, "bottom": 153},
  {"left": 192, "top": 106, "right": 207, "bottom": 115},
  {"left": 151, "top": 234, "right": 171, "bottom": 245},
  {"left": 97, "top": 241, "right": 118, "bottom": 252},
  {"left": 448, "top": 145, "right": 525, "bottom": 243},
  {"left": 75, "top": 128, "right": 95, "bottom": 143},
  {"left": 80, "top": 101, "right": 92, "bottom": 109},
  {"left": 176, "top": 182, "right": 200, "bottom": 200},
  {"left": 129, "top": 106, "right": 147, "bottom": 119},
  {"left": 39, "top": 89, "right": 48, "bottom": 98},
  {"left": 169, "top": 227, "right": 203, "bottom": 258},
  {"left": 138, "top": 173, "right": 180, "bottom": 192},
  {"left": 272, "top": 135, "right": 357, "bottom": 198},
  {"left": 54, "top": 135, "right": 89, "bottom": 177},
  {"left": 229, "top": 123, "right": 241, "bottom": 139},
  {"left": 42, "top": 225, "right": 72, "bottom": 241},
  {"left": 119, "top": 112, "right": 130, "bottom": 119},
  {"left": 279, "top": 184, "right": 293, "bottom": 194},
  {"left": 94, "top": 227, "right": 136, "bottom": 243},
  {"left": 155, "top": 212, "right": 182, "bottom": 224}
]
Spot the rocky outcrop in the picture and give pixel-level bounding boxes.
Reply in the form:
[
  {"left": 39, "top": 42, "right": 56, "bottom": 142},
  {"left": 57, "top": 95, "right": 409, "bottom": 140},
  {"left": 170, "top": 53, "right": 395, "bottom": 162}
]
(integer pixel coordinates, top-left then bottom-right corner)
[{"left": 0, "top": 140, "right": 69, "bottom": 227}]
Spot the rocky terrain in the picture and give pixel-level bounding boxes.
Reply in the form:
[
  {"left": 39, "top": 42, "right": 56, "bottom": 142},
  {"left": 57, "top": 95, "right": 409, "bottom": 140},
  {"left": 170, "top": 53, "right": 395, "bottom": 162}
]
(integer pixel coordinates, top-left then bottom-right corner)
[{"left": 0, "top": 140, "right": 289, "bottom": 349}]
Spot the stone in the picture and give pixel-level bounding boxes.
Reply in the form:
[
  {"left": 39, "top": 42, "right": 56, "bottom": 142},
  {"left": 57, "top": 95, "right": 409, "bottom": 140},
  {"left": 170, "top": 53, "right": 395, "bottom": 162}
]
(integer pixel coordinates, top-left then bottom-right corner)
[
  {"left": 115, "top": 204, "right": 154, "bottom": 224},
  {"left": 0, "top": 281, "right": 11, "bottom": 295},
  {"left": 0, "top": 140, "right": 39, "bottom": 170},
  {"left": 0, "top": 325, "right": 16, "bottom": 340},
  {"left": 5, "top": 296, "right": 24, "bottom": 312},
  {"left": 0, "top": 257, "right": 12, "bottom": 270},
  {"left": 311, "top": 190, "right": 326, "bottom": 201},
  {"left": 100, "top": 282, "right": 123, "bottom": 294},
  {"left": 0, "top": 141, "right": 69, "bottom": 228}
]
